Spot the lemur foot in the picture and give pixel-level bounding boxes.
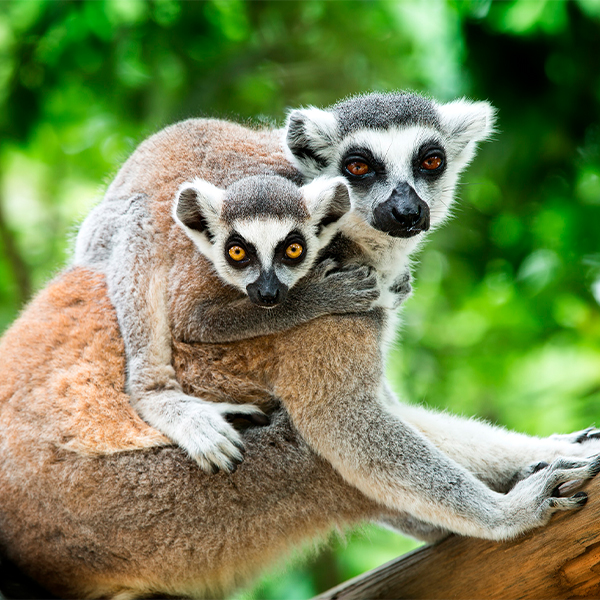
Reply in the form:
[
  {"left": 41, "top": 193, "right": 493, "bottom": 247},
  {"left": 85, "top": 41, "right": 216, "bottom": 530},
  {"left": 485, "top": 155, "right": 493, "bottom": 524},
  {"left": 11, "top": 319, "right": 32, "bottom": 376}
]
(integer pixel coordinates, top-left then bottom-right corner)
[
  {"left": 138, "top": 393, "right": 268, "bottom": 473},
  {"left": 499, "top": 454, "right": 600, "bottom": 539}
]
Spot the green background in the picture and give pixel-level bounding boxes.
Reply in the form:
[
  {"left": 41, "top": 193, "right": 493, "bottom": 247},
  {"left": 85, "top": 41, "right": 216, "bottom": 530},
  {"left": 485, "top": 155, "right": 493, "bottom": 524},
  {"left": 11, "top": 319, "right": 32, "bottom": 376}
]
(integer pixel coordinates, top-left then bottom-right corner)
[{"left": 1, "top": 1, "right": 599, "bottom": 597}]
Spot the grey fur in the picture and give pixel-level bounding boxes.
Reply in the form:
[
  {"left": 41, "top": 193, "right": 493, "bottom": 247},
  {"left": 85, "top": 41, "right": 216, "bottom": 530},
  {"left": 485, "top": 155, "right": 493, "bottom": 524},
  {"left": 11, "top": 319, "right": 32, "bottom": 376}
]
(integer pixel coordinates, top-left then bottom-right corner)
[{"left": 220, "top": 175, "right": 309, "bottom": 223}]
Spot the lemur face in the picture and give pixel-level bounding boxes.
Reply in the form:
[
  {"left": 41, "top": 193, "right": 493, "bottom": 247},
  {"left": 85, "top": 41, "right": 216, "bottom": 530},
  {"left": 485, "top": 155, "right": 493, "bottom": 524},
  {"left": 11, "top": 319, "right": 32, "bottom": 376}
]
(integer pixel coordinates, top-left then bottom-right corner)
[
  {"left": 285, "top": 92, "right": 495, "bottom": 240},
  {"left": 174, "top": 175, "right": 349, "bottom": 307}
]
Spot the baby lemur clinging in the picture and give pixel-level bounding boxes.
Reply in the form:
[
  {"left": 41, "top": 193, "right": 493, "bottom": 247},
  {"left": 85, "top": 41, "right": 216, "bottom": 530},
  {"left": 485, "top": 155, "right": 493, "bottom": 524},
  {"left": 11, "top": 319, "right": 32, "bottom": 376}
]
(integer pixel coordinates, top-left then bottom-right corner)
[
  {"left": 75, "top": 92, "right": 600, "bottom": 543},
  {"left": 77, "top": 172, "right": 377, "bottom": 472}
]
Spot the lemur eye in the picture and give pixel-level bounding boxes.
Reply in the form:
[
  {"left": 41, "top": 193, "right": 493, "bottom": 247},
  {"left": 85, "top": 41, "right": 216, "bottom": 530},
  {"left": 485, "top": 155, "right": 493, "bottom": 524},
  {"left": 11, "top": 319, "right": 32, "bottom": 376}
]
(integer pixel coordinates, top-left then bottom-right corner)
[
  {"left": 228, "top": 246, "right": 247, "bottom": 261},
  {"left": 345, "top": 161, "right": 371, "bottom": 177},
  {"left": 420, "top": 155, "right": 444, "bottom": 171},
  {"left": 285, "top": 243, "right": 304, "bottom": 260}
]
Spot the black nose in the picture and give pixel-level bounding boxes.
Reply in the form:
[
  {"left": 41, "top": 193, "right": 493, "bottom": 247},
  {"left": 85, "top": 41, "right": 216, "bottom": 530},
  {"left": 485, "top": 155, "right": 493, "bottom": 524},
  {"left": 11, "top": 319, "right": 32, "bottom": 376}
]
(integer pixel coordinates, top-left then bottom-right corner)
[
  {"left": 372, "top": 182, "right": 430, "bottom": 238},
  {"left": 258, "top": 288, "right": 280, "bottom": 305},
  {"left": 246, "top": 270, "right": 288, "bottom": 307}
]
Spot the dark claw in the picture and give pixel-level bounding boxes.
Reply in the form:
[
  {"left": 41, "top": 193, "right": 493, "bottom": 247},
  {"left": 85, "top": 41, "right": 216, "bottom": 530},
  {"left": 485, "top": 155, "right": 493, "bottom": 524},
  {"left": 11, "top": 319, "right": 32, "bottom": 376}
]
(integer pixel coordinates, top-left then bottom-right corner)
[
  {"left": 228, "top": 462, "right": 238, "bottom": 474},
  {"left": 573, "top": 491, "right": 588, "bottom": 506},
  {"left": 210, "top": 464, "right": 219, "bottom": 475},
  {"left": 551, "top": 485, "right": 562, "bottom": 497},
  {"left": 249, "top": 412, "right": 270, "bottom": 426}
]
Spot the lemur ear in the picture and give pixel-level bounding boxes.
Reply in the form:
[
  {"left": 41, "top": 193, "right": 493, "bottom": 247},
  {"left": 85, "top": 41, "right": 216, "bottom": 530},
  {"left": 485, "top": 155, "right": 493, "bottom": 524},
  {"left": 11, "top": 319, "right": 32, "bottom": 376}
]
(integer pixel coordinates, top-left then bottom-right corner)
[
  {"left": 174, "top": 179, "right": 224, "bottom": 240},
  {"left": 284, "top": 107, "right": 339, "bottom": 179},
  {"left": 436, "top": 99, "right": 497, "bottom": 169},
  {"left": 302, "top": 176, "right": 351, "bottom": 235},
  {"left": 437, "top": 99, "right": 496, "bottom": 146}
]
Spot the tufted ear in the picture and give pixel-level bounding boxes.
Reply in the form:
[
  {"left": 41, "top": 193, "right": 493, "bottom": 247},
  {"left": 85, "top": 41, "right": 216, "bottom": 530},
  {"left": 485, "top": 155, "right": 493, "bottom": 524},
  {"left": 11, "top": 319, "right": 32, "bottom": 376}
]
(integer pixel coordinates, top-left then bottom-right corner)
[
  {"left": 174, "top": 179, "right": 225, "bottom": 238},
  {"left": 436, "top": 99, "right": 497, "bottom": 169},
  {"left": 284, "top": 107, "right": 339, "bottom": 179},
  {"left": 301, "top": 176, "right": 351, "bottom": 238},
  {"left": 173, "top": 179, "right": 225, "bottom": 261}
]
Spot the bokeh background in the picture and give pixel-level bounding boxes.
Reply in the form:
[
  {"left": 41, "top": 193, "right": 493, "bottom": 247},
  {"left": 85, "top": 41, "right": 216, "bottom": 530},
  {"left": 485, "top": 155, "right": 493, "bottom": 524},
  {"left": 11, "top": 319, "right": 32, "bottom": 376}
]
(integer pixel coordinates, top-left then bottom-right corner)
[{"left": 1, "top": 0, "right": 599, "bottom": 598}]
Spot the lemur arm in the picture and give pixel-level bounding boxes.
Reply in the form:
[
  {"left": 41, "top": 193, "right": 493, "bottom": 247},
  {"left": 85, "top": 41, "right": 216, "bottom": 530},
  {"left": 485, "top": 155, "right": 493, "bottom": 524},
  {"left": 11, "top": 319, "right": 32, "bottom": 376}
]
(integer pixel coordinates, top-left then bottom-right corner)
[
  {"left": 187, "top": 261, "right": 380, "bottom": 344},
  {"left": 273, "top": 310, "right": 600, "bottom": 541},
  {"left": 383, "top": 382, "right": 600, "bottom": 493},
  {"left": 74, "top": 197, "right": 267, "bottom": 474}
]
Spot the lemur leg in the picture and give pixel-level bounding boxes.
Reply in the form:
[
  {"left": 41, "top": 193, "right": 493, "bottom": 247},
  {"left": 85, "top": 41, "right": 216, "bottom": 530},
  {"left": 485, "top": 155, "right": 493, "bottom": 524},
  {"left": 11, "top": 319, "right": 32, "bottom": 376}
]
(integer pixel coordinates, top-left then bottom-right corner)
[
  {"left": 274, "top": 311, "right": 600, "bottom": 541},
  {"left": 383, "top": 383, "right": 600, "bottom": 493},
  {"left": 74, "top": 197, "right": 267, "bottom": 473}
]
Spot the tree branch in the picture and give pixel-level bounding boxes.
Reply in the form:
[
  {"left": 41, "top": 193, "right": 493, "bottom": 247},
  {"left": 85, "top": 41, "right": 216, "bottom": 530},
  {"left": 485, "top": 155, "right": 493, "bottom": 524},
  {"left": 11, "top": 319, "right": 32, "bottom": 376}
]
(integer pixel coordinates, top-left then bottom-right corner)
[{"left": 316, "top": 477, "right": 600, "bottom": 600}]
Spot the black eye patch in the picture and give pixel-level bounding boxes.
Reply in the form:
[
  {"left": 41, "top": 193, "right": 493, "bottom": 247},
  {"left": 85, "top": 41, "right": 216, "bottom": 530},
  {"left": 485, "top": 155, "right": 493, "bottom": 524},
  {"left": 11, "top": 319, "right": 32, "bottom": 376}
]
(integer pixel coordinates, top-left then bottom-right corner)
[
  {"left": 225, "top": 233, "right": 257, "bottom": 268},
  {"left": 275, "top": 231, "right": 307, "bottom": 265},
  {"left": 414, "top": 140, "right": 446, "bottom": 179}
]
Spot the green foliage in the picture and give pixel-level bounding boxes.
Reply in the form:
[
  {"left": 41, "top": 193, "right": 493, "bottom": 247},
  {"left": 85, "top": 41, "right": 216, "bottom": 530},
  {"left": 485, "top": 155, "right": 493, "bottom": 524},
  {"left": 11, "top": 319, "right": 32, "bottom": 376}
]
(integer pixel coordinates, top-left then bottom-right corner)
[{"left": 0, "top": 1, "right": 599, "bottom": 598}]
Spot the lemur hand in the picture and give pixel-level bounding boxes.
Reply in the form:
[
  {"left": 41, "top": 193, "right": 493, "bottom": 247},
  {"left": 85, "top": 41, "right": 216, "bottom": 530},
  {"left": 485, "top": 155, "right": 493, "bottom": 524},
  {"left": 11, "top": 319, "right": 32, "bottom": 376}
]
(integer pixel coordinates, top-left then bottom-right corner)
[
  {"left": 301, "top": 259, "right": 380, "bottom": 314},
  {"left": 389, "top": 270, "right": 413, "bottom": 308}
]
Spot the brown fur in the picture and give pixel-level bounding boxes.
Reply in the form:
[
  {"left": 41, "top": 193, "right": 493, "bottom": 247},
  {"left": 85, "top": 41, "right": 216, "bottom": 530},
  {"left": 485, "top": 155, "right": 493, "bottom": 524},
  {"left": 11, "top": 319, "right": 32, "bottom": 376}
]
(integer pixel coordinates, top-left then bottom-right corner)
[
  {"left": 0, "top": 120, "right": 391, "bottom": 598},
  {"left": 0, "top": 267, "right": 384, "bottom": 599}
]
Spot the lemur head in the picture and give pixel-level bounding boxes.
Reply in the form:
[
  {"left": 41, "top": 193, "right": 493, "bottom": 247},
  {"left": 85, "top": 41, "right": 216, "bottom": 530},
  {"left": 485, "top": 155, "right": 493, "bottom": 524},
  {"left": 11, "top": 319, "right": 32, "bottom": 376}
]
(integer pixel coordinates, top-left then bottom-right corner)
[
  {"left": 284, "top": 92, "right": 495, "bottom": 239},
  {"left": 174, "top": 174, "right": 350, "bottom": 307}
]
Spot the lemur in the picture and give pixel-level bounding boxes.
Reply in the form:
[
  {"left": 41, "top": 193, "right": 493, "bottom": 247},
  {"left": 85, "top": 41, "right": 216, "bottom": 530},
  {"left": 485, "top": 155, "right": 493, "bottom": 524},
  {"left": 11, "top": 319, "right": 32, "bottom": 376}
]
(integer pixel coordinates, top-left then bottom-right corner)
[
  {"left": 76, "top": 169, "right": 378, "bottom": 473},
  {"left": 2, "top": 95, "right": 600, "bottom": 598},
  {"left": 74, "top": 93, "right": 487, "bottom": 473},
  {"left": 72, "top": 92, "right": 600, "bottom": 539}
]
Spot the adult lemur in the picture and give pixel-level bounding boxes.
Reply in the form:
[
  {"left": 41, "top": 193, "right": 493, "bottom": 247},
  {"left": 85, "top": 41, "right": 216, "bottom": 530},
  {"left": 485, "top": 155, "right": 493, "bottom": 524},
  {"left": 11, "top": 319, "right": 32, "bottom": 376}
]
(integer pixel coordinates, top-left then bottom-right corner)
[
  {"left": 73, "top": 91, "right": 600, "bottom": 537},
  {"left": 1, "top": 93, "right": 599, "bottom": 598}
]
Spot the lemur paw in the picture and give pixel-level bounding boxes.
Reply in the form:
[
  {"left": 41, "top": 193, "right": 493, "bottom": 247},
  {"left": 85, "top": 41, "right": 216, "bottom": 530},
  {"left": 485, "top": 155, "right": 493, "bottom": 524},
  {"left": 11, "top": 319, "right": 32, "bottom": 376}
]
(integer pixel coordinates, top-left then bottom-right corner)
[
  {"left": 550, "top": 427, "right": 600, "bottom": 444},
  {"left": 324, "top": 264, "right": 380, "bottom": 312},
  {"left": 501, "top": 454, "right": 600, "bottom": 537},
  {"left": 308, "top": 257, "right": 340, "bottom": 281},
  {"left": 147, "top": 396, "right": 268, "bottom": 474},
  {"left": 389, "top": 271, "right": 412, "bottom": 308}
]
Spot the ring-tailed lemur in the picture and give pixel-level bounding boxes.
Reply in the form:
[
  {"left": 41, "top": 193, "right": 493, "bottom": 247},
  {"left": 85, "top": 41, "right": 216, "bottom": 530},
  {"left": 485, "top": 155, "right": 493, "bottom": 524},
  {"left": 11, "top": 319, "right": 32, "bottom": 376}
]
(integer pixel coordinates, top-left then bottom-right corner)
[
  {"left": 76, "top": 172, "right": 378, "bottom": 472},
  {"left": 75, "top": 92, "right": 600, "bottom": 541},
  {"left": 3, "top": 95, "right": 600, "bottom": 599}
]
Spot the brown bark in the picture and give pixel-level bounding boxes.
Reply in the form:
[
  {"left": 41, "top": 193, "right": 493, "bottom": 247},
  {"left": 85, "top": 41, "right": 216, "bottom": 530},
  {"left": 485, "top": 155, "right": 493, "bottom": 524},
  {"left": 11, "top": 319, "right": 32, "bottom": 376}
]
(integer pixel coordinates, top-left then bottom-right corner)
[{"left": 316, "top": 477, "right": 600, "bottom": 600}]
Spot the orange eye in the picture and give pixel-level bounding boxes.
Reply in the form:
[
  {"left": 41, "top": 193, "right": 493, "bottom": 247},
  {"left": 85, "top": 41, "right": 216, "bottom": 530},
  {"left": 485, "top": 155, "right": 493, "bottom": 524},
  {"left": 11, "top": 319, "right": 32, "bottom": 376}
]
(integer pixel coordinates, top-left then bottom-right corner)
[
  {"left": 285, "top": 243, "right": 304, "bottom": 260},
  {"left": 346, "top": 161, "right": 371, "bottom": 176},
  {"left": 421, "top": 155, "right": 443, "bottom": 170},
  {"left": 228, "top": 245, "right": 246, "bottom": 261}
]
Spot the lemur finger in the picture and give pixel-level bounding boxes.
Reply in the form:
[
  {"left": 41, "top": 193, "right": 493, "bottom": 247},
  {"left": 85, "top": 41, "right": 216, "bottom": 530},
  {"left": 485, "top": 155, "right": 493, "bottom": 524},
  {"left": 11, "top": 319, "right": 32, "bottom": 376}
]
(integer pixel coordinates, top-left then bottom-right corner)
[
  {"left": 215, "top": 402, "right": 269, "bottom": 424},
  {"left": 542, "top": 492, "right": 588, "bottom": 513},
  {"left": 550, "top": 427, "right": 600, "bottom": 444},
  {"left": 578, "top": 427, "right": 600, "bottom": 442},
  {"left": 543, "top": 454, "right": 600, "bottom": 490},
  {"left": 313, "top": 258, "right": 340, "bottom": 278}
]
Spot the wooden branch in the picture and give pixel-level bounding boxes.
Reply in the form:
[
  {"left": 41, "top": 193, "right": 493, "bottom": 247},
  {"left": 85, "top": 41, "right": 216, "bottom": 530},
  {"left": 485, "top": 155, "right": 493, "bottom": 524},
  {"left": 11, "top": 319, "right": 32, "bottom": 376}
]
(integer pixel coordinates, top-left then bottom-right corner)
[{"left": 316, "top": 477, "right": 600, "bottom": 600}]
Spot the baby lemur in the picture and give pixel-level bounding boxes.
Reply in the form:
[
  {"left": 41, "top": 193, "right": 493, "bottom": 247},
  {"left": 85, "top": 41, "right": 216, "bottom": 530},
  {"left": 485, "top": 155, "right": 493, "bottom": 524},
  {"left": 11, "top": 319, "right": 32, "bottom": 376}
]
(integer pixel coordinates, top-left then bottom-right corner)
[
  {"left": 73, "top": 92, "right": 600, "bottom": 544},
  {"left": 77, "top": 169, "right": 378, "bottom": 472}
]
